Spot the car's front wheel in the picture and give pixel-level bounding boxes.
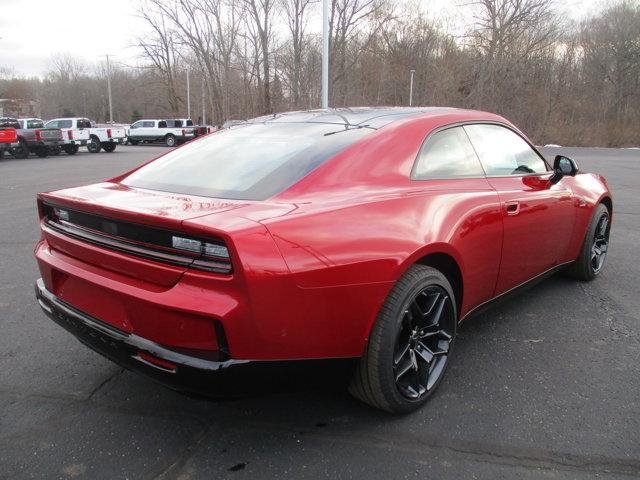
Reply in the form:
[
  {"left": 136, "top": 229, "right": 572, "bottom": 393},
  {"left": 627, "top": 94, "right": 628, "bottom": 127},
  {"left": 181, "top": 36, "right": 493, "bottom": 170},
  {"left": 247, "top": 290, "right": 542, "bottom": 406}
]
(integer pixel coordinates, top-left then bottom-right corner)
[
  {"left": 349, "top": 264, "right": 456, "bottom": 413},
  {"left": 566, "top": 203, "right": 610, "bottom": 281}
]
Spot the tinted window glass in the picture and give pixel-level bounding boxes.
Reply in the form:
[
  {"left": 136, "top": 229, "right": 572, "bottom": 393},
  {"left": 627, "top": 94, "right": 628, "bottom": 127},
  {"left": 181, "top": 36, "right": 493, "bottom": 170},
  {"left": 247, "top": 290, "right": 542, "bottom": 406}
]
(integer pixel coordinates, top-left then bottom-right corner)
[
  {"left": 77, "top": 119, "right": 91, "bottom": 129},
  {"left": 158, "top": 121, "right": 167, "bottom": 128},
  {"left": 27, "top": 119, "right": 44, "bottom": 128},
  {"left": 123, "top": 123, "right": 372, "bottom": 200},
  {"left": 413, "top": 126, "right": 484, "bottom": 179},
  {"left": 0, "top": 118, "right": 20, "bottom": 129},
  {"left": 464, "top": 124, "right": 547, "bottom": 175},
  {"left": 185, "top": 119, "right": 193, "bottom": 126},
  {"left": 57, "top": 120, "right": 72, "bottom": 129}
]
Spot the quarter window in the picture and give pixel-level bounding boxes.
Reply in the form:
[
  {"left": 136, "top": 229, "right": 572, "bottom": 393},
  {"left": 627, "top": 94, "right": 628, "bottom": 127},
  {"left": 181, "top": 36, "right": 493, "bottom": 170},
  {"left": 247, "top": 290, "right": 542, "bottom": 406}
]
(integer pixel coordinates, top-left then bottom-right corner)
[
  {"left": 413, "top": 126, "right": 484, "bottom": 179},
  {"left": 464, "top": 124, "right": 547, "bottom": 176}
]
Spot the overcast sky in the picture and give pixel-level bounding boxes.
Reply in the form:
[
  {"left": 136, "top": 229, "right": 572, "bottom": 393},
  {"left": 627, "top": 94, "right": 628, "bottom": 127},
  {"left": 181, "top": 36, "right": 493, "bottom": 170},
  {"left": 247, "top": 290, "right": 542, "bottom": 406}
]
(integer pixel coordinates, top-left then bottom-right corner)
[{"left": 0, "top": 0, "right": 610, "bottom": 78}]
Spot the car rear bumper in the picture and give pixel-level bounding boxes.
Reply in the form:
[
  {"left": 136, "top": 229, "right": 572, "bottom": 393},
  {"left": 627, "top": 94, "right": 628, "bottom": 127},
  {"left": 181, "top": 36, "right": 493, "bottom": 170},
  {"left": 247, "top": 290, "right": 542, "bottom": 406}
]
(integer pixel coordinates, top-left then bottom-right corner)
[
  {"left": 35, "top": 278, "right": 354, "bottom": 394},
  {"left": 35, "top": 277, "right": 252, "bottom": 391}
]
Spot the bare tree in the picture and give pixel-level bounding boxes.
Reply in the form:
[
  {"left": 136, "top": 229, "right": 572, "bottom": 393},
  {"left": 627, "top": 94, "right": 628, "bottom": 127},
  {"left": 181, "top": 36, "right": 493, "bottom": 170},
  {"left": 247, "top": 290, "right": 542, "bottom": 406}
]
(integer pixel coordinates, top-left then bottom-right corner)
[
  {"left": 243, "top": 0, "right": 277, "bottom": 114},
  {"left": 136, "top": 0, "right": 183, "bottom": 116}
]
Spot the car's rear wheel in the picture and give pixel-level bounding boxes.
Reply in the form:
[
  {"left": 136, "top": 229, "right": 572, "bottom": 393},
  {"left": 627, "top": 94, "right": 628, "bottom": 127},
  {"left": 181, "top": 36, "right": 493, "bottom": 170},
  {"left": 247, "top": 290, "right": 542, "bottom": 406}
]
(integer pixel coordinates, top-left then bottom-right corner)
[
  {"left": 102, "top": 142, "right": 117, "bottom": 152},
  {"left": 87, "top": 136, "right": 102, "bottom": 153},
  {"left": 49, "top": 145, "right": 61, "bottom": 156},
  {"left": 165, "top": 134, "right": 176, "bottom": 147},
  {"left": 63, "top": 144, "right": 79, "bottom": 155},
  {"left": 349, "top": 265, "right": 456, "bottom": 413},
  {"left": 35, "top": 147, "right": 49, "bottom": 158},
  {"left": 129, "top": 139, "right": 139, "bottom": 145},
  {"left": 566, "top": 203, "right": 610, "bottom": 281},
  {"left": 11, "top": 139, "right": 28, "bottom": 159}
]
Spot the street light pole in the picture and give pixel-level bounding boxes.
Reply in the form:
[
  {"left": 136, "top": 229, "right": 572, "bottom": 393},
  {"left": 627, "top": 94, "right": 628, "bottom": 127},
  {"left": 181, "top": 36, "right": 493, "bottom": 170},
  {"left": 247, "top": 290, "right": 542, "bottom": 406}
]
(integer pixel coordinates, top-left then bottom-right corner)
[
  {"left": 322, "top": 0, "right": 329, "bottom": 109},
  {"left": 105, "top": 54, "right": 114, "bottom": 123},
  {"left": 409, "top": 69, "right": 415, "bottom": 107},
  {"left": 186, "top": 68, "right": 191, "bottom": 119},
  {"left": 201, "top": 77, "right": 206, "bottom": 125}
]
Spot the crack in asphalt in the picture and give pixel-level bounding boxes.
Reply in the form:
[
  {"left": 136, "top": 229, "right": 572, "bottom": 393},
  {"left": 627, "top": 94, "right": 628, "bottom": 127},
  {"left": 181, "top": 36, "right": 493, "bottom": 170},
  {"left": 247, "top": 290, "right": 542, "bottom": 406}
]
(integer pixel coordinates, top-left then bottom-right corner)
[{"left": 87, "top": 368, "right": 125, "bottom": 401}]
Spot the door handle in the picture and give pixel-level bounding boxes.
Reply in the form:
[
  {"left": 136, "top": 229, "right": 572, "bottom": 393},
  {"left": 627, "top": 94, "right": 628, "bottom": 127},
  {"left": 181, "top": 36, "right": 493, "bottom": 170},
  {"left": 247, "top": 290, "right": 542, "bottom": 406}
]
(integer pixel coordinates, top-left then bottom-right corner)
[{"left": 505, "top": 201, "right": 520, "bottom": 215}]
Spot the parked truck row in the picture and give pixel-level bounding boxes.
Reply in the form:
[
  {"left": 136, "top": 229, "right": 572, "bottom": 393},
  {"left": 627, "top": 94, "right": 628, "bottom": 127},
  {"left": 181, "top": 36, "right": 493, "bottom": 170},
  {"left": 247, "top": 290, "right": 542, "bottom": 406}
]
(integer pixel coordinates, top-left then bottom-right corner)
[{"left": 0, "top": 116, "right": 215, "bottom": 159}]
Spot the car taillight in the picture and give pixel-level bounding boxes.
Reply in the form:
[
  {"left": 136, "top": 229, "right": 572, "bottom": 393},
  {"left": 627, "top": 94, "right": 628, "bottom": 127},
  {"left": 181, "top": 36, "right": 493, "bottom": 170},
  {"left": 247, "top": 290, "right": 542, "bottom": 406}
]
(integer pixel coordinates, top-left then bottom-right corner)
[
  {"left": 68, "top": 129, "right": 73, "bottom": 140},
  {"left": 41, "top": 203, "right": 232, "bottom": 274},
  {"left": 35, "top": 129, "right": 42, "bottom": 141},
  {"left": 107, "top": 128, "right": 112, "bottom": 138}
]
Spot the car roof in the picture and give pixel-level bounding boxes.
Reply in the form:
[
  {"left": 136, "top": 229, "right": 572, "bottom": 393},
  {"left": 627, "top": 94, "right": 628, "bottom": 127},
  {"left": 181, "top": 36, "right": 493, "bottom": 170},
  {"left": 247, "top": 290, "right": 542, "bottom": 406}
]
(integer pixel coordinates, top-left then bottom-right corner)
[{"left": 244, "top": 107, "right": 475, "bottom": 129}]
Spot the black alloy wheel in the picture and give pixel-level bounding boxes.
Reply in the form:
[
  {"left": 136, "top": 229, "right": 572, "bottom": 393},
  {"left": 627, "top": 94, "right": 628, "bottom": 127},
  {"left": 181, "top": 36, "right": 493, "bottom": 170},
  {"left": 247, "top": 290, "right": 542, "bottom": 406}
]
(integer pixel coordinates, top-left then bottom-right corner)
[
  {"left": 102, "top": 142, "right": 117, "bottom": 153},
  {"left": 566, "top": 203, "right": 611, "bottom": 281},
  {"left": 349, "top": 265, "right": 457, "bottom": 413},
  {"left": 591, "top": 211, "right": 610, "bottom": 274},
  {"left": 393, "top": 286, "right": 454, "bottom": 399}
]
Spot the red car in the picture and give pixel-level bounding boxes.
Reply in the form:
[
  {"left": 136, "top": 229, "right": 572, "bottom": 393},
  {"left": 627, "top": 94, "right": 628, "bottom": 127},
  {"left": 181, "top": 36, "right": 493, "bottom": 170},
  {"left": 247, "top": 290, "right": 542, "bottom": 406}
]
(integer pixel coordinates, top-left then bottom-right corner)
[{"left": 34, "top": 108, "right": 612, "bottom": 412}]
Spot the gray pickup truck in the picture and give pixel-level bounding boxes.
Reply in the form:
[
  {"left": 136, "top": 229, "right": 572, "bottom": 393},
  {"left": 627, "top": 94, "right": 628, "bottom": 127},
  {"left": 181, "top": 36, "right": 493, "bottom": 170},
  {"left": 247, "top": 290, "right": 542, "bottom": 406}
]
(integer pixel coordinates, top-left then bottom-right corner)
[{"left": 0, "top": 118, "right": 62, "bottom": 158}]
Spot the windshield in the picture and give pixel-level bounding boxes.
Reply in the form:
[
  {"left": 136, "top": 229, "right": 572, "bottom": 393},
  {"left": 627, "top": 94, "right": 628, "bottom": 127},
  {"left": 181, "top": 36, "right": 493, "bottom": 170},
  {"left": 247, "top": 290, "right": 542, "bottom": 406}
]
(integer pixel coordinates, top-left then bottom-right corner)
[{"left": 123, "top": 122, "right": 373, "bottom": 200}]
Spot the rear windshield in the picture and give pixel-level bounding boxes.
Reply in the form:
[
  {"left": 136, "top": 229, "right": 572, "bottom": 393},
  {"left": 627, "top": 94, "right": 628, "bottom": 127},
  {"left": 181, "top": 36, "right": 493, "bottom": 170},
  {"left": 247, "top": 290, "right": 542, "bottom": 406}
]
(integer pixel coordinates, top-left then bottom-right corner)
[
  {"left": 0, "top": 118, "right": 20, "bottom": 129},
  {"left": 27, "top": 119, "right": 44, "bottom": 128},
  {"left": 123, "top": 122, "right": 373, "bottom": 200},
  {"left": 77, "top": 119, "right": 92, "bottom": 129}
]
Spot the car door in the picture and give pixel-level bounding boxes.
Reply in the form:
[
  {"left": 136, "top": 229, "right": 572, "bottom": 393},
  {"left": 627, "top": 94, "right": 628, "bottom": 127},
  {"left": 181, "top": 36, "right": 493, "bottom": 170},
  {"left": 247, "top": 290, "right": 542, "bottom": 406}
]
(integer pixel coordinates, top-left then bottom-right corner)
[
  {"left": 464, "top": 123, "right": 575, "bottom": 295},
  {"left": 129, "top": 121, "right": 147, "bottom": 140},
  {"left": 412, "top": 125, "right": 503, "bottom": 309}
]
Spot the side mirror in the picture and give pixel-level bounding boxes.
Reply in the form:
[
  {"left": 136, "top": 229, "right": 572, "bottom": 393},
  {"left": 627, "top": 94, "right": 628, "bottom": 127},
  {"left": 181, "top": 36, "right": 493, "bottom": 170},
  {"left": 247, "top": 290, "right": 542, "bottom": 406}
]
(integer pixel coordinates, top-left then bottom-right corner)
[{"left": 550, "top": 155, "right": 578, "bottom": 184}]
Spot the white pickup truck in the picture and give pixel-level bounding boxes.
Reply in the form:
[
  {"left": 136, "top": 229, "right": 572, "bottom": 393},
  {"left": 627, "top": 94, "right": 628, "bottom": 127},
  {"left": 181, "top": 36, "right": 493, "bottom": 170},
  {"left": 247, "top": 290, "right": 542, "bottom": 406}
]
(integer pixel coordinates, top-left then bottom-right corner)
[
  {"left": 128, "top": 119, "right": 195, "bottom": 147},
  {"left": 44, "top": 117, "right": 91, "bottom": 155},
  {"left": 45, "top": 117, "right": 126, "bottom": 153}
]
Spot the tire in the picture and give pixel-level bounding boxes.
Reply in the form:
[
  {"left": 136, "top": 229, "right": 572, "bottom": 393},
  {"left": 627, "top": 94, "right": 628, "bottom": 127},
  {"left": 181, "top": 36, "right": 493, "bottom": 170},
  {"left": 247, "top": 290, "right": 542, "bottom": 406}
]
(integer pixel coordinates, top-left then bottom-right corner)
[
  {"left": 11, "top": 139, "right": 28, "bottom": 159},
  {"left": 87, "top": 136, "right": 102, "bottom": 153},
  {"left": 63, "top": 144, "right": 79, "bottom": 155},
  {"left": 0, "top": 149, "right": 4, "bottom": 160},
  {"left": 565, "top": 203, "right": 610, "bottom": 281},
  {"left": 165, "top": 134, "right": 176, "bottom": 147},
  {"left": 49, "top": 145, "right": 61, "bottom": 156},
  {"left": 35, "top": 147, "right": 49, "bottom": 158},
  {"left": 129, "top": 139, "right": 139, "bottom": 146},
  {"left": 349, "top": 265, "right": 457, "bottom": 413},
  {"left": 102, "top": 142, "right": 117, "bottom": 153}
]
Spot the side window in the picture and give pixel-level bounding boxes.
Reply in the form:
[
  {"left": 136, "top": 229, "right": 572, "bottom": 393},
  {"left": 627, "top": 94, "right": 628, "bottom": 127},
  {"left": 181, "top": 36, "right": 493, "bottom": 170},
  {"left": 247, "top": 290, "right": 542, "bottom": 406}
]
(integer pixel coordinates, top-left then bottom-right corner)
[
  {"left": 58, "top": 120, "right": 72, "bottom": 129},
  {"left": 142, "top": 121, "right": 155, "bottom": 128},
  {"left": 412, "top": 126, "right": 484, "bottom": 179},
  {"left": 158, "top": 121, "right": 167, "bottom": 128},
  {"left": 46, "top": 120, "right": 58, "bottom": 129},
  {"left": 77, "top": 119, "right": 91, "bottom": 129},
  {"left": 464, "top": 124, "right": 547, "bottom": 176},
  {"left": 130, "top": 121, "right": 141, "bottom": 129}
]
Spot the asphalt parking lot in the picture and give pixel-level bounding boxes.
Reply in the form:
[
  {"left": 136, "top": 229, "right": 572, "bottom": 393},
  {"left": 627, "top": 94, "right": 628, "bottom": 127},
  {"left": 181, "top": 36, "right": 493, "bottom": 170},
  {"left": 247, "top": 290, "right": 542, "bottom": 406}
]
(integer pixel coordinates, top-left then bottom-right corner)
[{"left": 1, "top": 145, "right": 639, "bottom": 479}]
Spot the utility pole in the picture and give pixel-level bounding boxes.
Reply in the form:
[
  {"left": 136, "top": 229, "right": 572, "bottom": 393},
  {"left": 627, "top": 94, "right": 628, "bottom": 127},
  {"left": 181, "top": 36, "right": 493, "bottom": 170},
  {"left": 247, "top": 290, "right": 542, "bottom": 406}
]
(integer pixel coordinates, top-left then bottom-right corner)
[
  {"left": 322, "top": 0, "right": 329, "bottom": 109},
  {"left": 103, "top": 54, "right": 114, "bottom": 123},
  {"left": 201, "top": 77, "right": 206, "bottom": 125},
  {"left": 186, "top": 68, "right": 191, "bottom": 119},
  {"left": 409, "top": 70, "right": 415, "bottom": 107}
]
